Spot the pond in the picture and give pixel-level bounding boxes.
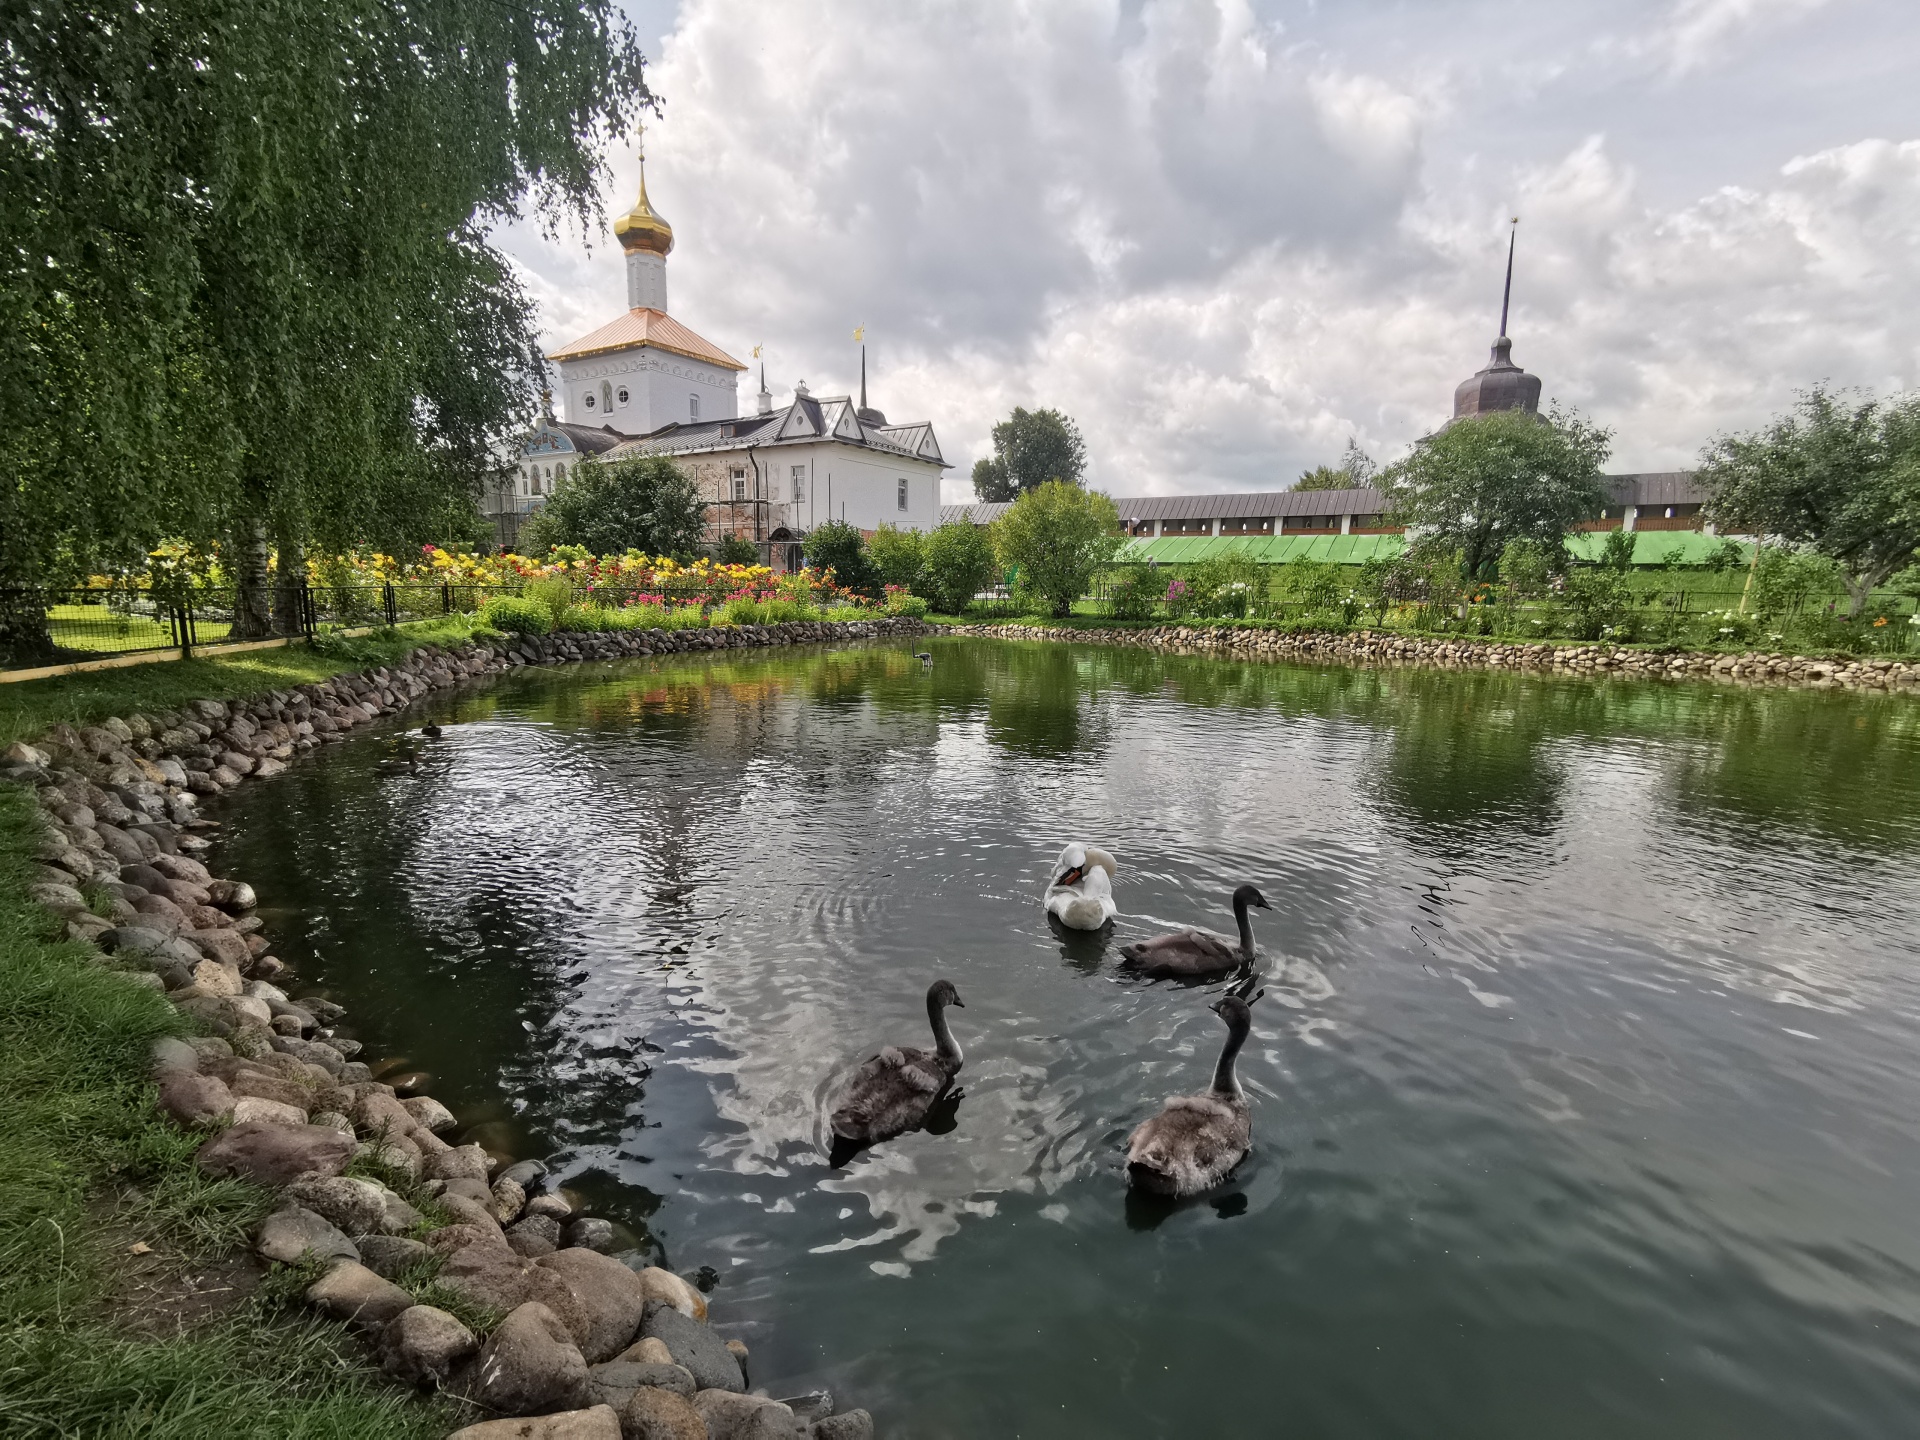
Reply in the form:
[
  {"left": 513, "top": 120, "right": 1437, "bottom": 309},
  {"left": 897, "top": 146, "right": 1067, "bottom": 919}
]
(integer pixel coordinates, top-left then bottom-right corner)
[{"left": 214, "top": 635, "right": 1920, "bottom": 1439}]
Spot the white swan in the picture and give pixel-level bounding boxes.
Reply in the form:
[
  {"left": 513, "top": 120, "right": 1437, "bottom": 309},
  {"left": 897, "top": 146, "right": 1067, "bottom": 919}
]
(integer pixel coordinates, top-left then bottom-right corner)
[{"left": 1045, "top": 842, "right": 1118, "bottom": 930}]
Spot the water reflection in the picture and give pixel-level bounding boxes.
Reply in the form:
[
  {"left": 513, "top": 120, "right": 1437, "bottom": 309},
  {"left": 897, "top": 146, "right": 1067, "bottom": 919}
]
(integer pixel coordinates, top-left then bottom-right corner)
[{"left": 213, "top": 637, "right": 1920, "bottom": 1439}]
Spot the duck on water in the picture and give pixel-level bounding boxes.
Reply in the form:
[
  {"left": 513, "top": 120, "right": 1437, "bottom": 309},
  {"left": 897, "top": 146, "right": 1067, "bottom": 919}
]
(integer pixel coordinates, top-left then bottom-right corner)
[
  {"left": 828, "top": 980, "right": 967, "bottom": 1156},
  {"left": 1119, "top": 883, "right": 1270, "bottom": 978},
  {"left": 1045, "top": 842, "right": 1118, "bottom": 931},
  {"left": 1125, "top": 987, "right": 1263, "bottom": 1197}
]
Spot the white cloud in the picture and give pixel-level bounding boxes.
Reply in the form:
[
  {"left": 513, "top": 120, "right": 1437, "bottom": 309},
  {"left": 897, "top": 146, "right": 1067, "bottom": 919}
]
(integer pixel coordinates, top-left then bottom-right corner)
[{"left": 498, "top": 0, "right": 1920, "bottom": 497}]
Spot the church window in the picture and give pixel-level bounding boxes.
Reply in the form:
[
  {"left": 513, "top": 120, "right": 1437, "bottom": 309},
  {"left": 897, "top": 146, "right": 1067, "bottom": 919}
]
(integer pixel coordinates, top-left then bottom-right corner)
[
  {"left": 554, "top": 464, "right": 565, "bottom": 486},
  {"left": 897, "top": 478, "right": 909, "bottom": 512},
  {"left": 617, "top": 387, "right": 629, "bottom": 405},
  {"left": 732, "top": 466, "right": 748, "bottom": 502},
  {"left": 601, "top": 380, "right": 613, "bottom": 412},
  {"left": 584, "top": 392, "right": 596, "bottom": 410},
  {"left": 791, "top": 465, "right": 806, "bottom": 502},
  {"left": 690, "top": 394, "right": 700, "bottom": 421}
]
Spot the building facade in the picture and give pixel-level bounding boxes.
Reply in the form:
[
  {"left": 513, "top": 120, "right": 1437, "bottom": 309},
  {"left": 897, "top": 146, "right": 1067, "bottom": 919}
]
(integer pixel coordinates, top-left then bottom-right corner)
[{"left": 489, "top": 139, "right": 948, "bottom": 558}]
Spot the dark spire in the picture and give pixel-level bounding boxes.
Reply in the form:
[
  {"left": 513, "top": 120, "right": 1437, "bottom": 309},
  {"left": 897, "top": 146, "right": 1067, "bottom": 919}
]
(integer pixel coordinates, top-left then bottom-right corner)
[
  {"left": 855, "top": 340, "right": 886, "bottom": 426},
  {"left": 1451, "top": 218, "right": 1541, "bottom": 421},
  {"left": 1499, "top": 217, "right": 1516, "bottom": 338}
]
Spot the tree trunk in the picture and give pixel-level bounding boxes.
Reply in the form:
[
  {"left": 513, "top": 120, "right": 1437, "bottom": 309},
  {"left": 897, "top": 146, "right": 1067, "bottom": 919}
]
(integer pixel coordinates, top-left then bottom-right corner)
[
  {"left": 0, "top": 585, "right": 56, "bottom": 668},
  {"left": 0, "top": 486, "right": 56, "bottom": 667},
  {"left": 230, "top": 517, "right": 274, "bottom": 639},
  {"left": 274, "top": 529, "right": 307, "bottom": 637},
  {"left": 1842, "top": 562, "right": 1891, "bottom": 619}
]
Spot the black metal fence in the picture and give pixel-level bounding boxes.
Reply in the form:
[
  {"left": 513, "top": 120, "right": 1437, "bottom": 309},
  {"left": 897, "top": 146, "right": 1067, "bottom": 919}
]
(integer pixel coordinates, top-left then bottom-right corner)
[{"left": 3, "top": 583, "right": 539, "bottom": 670}]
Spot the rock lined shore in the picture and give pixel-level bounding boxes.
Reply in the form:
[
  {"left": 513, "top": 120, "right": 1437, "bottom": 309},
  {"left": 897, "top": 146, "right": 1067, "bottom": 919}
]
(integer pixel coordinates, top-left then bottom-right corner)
[
  {"left": 6, "top": 619, "right": 921, "bottom": 1440},
  {"left": 945, "top": 622, "right": 1920, "bottom": 692}
]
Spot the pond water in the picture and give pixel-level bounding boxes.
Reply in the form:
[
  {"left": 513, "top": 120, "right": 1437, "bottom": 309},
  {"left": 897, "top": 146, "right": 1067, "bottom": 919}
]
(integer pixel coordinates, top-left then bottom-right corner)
[{"left": 214, "top": 636, "right": 1920, "bottom": 1439}]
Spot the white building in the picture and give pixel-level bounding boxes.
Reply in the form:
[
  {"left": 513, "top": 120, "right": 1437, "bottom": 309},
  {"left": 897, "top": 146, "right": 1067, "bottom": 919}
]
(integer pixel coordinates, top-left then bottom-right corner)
[{"left": 494, "top": 138, "right": 948, "bottom": 561}]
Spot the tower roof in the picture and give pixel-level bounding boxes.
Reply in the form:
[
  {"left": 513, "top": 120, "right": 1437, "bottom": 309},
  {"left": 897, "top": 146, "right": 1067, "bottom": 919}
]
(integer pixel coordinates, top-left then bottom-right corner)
[
  {"left": 1452, "top": 220, "right": 1541, "bottom": 420},
  {"left": 547, "top": 308, "right": 745, "bottom": 370},
  {"left": 613, "top": 127, "right": 673, "bottom": 257}
]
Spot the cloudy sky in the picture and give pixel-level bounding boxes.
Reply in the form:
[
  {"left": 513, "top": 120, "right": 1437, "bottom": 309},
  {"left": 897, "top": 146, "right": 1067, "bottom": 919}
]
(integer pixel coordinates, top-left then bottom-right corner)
[{"left": 499, "top": 0, "right": 1920, "bottom": 499}]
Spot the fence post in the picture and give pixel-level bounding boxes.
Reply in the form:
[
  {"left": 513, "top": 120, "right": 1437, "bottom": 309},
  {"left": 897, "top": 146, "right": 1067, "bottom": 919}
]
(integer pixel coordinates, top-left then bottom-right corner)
[
  {"left": 442, "top": 581, "right": 453, "bottom": 615},
  {"left": 383, "top": 582, "right": 398, "bottom": 628},
  {"left": 300, "top": 581, "right": 316, "bottom": 641}
]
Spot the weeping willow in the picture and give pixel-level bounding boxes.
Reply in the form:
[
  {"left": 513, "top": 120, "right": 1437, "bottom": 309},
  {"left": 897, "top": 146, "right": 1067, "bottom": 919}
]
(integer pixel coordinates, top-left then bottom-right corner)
[{"left": 0, "top": 0, "right": 651, "bottom": 659}]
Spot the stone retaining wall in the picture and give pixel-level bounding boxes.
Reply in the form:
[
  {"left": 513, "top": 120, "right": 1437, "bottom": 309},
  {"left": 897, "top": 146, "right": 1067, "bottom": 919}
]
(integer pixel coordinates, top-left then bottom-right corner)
[
  {"left": 4, "top": 618, "right": 916, "bottom": 1440},
  {"left": 945, "top": 623, "right": 1920, "bottom": 693}
]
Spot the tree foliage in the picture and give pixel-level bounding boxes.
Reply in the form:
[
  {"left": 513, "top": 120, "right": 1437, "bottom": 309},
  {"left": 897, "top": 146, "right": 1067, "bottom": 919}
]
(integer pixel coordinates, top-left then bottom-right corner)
[
  {"left": 521, "top": 457, "right": 705, "bottom": 560},
  {"left": 0, "top": 0, "right": 651, "bottom": 659},
  {"left": 971, "top": 407, "right": 1088, "bottom": 502},
  {"left": 803, "top": 519, "right": 879, "bottom": 597},
  {"left": 1699, "top": 387, "right": 1920, "bottom": 616},
  {"left": 1380, "top": 409, "right": 1612, "bottom": 580},
  {"left": 1294, "top": 439, "right": 1375, "bottom": 491},
  {"left": 916, "top": 522, "right": 998, "bottom": 613},
  {"left": 867, "top": 524, "right": 926, "bottom": 590},
  {"left": 992, "top": 481, "right": 1121, "bottom": 617}
]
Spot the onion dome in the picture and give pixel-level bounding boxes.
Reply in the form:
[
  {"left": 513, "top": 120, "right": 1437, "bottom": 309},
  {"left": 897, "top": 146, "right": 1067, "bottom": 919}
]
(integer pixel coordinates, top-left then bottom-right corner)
[
  {"left": 614, "top": 134, "right": 673, "bottom": 257},
  {"left": 1453, "top": 335, "right": 1541, "bottom": 419}
]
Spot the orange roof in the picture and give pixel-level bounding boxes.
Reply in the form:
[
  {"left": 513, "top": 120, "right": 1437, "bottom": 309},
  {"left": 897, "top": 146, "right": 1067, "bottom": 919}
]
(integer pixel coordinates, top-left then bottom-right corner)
[{"left": 547, "top": 308, "right": 746, "bottom": 371}]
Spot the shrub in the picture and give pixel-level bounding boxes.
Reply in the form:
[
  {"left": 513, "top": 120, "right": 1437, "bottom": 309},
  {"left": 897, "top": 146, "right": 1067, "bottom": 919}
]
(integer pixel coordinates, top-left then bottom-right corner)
[
  {"left": 1600, "top": 528, "right": 1637, "bottom": 574},
  {"left": 916, "top": 522, "right": 998, "bottom": 613},
  {"left": 523, "top": 575, "right": 575, "bottom": 628},
  {"left": 520, "top": 455, "right": 708, "bottom": 559},
  {"left": 555, "top": 604, "right": 603, "bottom": 632},
  {"left": 1558, "top": 567, "right": 1633, "bottom": 640},
  {"left": 1104, "top": 568, "right": 1158, "bottom": 619},
  {"left": 710, "top": 535, "right": 760, "bottom": 565},
  {"left": 868, "top": 525, "right": 926, "bottom": 591},
  {"left": 883, "top": 586, "right": 929, "bottom": 618},
  {"left": 478, "top": 595, "right": 551, "bottom": 635},
  {"left": 804, "top": 519, "right": 880, "bottom": 598}
]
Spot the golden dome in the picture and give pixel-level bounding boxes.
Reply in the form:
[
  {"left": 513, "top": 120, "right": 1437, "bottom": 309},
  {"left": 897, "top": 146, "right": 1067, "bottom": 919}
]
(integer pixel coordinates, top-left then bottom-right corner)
[{"left": 613, "top": 132, "right": 673, "bottom": 257}]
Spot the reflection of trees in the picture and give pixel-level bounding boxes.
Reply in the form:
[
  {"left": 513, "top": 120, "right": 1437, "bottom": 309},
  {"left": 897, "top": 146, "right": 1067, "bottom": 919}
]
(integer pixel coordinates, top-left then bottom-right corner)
[
  {"left": 1656, "top": 689, "right": 1920, "bottom": 850},
  {"left": 976, "top": 640, "right": 1102, "bottom": 759},
  {"left": 1360, "top": 671, "right": 1567, "bottom": 851}
]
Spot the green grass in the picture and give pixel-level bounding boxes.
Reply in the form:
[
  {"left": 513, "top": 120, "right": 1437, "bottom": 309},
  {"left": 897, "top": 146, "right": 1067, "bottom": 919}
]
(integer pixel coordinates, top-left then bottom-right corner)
[
  {"left": 0, "top": 757, "right": 454, "bottom": 1436},
  {"left": 0, "top": 616, "right": 482, "bottom": 750}
]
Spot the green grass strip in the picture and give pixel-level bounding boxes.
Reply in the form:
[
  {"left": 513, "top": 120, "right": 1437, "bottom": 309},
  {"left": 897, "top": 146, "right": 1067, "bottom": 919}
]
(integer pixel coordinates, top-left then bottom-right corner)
[{"left": 0, "top": 695, "right": 457, "bottom": 1435}]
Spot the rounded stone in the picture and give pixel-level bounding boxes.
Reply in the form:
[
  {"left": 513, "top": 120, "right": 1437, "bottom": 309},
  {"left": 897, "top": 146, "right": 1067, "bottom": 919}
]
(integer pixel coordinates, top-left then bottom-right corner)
[{"left": 378, "top": 1303, "right": 477, "bottom": 1388}]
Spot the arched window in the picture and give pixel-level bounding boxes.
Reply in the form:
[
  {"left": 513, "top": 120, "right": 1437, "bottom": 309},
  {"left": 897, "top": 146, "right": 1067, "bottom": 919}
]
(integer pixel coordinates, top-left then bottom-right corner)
[
  {"left": 601, "top": 380, "right": 613, "bottom": 412},
  {"left": 554, "top": 464, "right": 566, "bottom": 485},
  {"left": 689, "top": 393, "right": 700, "bottom": 421}
]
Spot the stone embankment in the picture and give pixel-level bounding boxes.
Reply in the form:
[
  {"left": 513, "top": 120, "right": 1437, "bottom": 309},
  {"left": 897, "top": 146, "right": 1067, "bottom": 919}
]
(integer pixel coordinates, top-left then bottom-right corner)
[
  {"left": 5, "top": 619, "right": 916, "bottom": 1439},
  {"left": 947, "top": 623, "right": 1920, "bottom": 693}
]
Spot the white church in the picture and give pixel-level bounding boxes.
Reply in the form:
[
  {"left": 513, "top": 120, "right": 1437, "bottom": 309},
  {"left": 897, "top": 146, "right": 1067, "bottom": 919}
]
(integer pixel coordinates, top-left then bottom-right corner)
[{"left": 494, "top": 137, "right": 949, "bottom": 565}]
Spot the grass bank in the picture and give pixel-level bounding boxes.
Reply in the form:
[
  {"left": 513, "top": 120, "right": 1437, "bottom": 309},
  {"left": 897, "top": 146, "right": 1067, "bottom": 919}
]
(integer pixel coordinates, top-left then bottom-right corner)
[
  {"left": 0, "top": 788, "right": 449, "bottom": 1437},
  {"left": 0, "top": 624, "right": 485, "bottom": 1436},
  {"left": 0, "top": 618, "right": 482, "bottom": 751}
]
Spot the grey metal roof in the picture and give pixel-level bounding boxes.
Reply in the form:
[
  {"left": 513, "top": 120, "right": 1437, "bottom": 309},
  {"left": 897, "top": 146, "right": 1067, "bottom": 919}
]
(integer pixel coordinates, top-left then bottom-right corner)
[
  {"left": 940, "top": 501, "right": 1011, "bottom": 526},
  {"left": 940, "top": 472, "right": 1704, "bottom": 529},
  {"left": 1608, "top": 472, "right": 1704, "bottom": 506},
  {"left": 603, "top": 394, "right": 948, "bottom": 468},
  {"left": 1109, "top": 489, "right": 1388, "bottom": 520}
]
